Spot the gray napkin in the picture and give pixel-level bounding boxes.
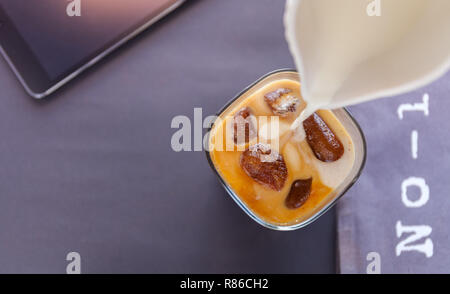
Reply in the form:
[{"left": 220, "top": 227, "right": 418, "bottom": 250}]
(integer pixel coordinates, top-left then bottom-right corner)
[{"left": 338, "top": 71, "right": 450, "bottom": 274}]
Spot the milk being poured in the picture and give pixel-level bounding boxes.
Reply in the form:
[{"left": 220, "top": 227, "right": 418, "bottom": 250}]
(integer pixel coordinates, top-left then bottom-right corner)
[{"left": 285, "top": 0, "right": 450, "bottom": 130}]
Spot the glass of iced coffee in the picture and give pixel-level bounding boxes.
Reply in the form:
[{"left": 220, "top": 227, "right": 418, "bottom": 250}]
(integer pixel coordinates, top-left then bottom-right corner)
[{"left": 206, "top": 70, "right": 366, "bottom": 230}]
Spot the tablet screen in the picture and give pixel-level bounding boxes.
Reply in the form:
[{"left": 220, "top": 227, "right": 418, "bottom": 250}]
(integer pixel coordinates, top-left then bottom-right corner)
[{"left": 0, "top": 0, "right": 177, "bottom": 80}]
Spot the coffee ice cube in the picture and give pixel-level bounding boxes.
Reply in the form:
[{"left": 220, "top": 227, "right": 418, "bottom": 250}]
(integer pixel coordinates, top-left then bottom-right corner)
[
  {"left": 240, "top": 143, "right": 288, "bottom": 191},
  {"left": 233, "top": 107, "right": 257, "bottom": 145},
  {"left": 264, "top": 88, "right": 300, "bottom": 117},
  {"left": 303, "top": 113, "right": 344, "bottom": 162},
  {"left": 285, "top": 178, "right": 312, "bottom": 209}
]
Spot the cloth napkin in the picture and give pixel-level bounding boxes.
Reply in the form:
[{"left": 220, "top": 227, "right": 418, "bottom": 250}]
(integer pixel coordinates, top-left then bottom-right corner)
[{"left": 337, "top": 71, "right": 450, "bottom": 274}]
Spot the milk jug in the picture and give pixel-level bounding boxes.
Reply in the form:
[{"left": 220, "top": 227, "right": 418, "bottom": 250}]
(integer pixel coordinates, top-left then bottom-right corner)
[{"left": 284, "top": 0, "right": 450, "bottom": 128}]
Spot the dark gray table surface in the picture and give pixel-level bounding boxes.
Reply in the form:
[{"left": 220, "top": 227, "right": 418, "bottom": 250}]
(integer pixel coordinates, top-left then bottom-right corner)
[{"left": 0, "top": 0, "right": 336, "bottom": 273}]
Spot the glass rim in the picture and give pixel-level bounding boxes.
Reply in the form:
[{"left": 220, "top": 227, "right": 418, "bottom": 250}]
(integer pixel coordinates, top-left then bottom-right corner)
[{"left": 205, "top": 68, "right": 367, "bottom": 231}]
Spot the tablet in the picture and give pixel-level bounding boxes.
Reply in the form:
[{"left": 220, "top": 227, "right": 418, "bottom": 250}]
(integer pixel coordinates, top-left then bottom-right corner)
[{"left": 0, "top": 0, "right": 185, "bottom": 98}]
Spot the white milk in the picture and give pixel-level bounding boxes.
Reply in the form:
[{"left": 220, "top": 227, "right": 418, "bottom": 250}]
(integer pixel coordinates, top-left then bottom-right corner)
[{"left": 285, "top": 0, "right": 450, "bottom": 130}]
